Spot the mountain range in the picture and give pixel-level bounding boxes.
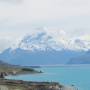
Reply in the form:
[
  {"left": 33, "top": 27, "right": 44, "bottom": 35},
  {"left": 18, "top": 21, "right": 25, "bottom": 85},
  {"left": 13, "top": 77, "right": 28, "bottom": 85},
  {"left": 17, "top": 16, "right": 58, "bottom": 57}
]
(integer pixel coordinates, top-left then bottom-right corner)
[
  {"left": 68, "top": 50, "right": 90, "bottom": 64},
  {"left": 0, "top": 30, "right": 90, "bottom": 65},
  {"left": 10, "top": 30, "right": 90, "bottom": 51}
]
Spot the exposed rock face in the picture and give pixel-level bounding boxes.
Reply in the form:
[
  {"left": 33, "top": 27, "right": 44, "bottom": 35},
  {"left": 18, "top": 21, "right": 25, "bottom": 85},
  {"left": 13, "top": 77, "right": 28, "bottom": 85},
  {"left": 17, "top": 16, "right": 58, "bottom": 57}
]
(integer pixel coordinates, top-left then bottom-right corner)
[
  {"left": 0, "top": 72, "right": 8, "bottom": 78},
  {"left": 0, "top": 79, "right": 76, "bottom": 90}
]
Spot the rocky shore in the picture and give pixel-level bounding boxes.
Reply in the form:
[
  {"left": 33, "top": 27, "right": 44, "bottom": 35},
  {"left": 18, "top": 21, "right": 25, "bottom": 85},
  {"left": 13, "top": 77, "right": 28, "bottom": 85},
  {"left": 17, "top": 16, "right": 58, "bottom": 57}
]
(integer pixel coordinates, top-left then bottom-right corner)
[
  {"left": 0, "top": 79, "right": 76, "bottom": 90},
  {"left": 0, "top": 61, "right": 77, "bottom": 90}
]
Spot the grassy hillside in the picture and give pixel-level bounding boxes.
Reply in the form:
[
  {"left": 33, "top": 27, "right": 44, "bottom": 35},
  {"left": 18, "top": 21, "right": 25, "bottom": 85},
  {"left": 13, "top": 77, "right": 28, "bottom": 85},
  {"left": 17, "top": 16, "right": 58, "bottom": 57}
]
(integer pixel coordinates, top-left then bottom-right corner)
[{"left": 0, "top": 60, "right": 42, "bottom": 78}]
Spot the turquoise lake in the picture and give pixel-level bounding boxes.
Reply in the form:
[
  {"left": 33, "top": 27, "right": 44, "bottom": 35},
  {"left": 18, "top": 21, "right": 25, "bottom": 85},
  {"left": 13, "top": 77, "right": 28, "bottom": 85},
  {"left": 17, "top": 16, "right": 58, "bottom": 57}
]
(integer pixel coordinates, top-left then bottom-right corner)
[{"left": 6, "top": 65, "right": 90, "bottom": 90}]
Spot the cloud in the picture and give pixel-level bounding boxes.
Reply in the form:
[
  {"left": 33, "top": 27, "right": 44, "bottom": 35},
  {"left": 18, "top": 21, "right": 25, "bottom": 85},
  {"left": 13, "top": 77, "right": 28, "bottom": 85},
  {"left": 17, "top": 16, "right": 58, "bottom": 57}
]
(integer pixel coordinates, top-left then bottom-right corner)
[
  {"left": 0, "top": 0, "right": 90, "bottom": 30},
  {"left": 0, "top": 0, "right": 90, "bottom": 23},
  {"left": 0, "top": 0, "right": 23, "bottom": 4},
  {"left": 0, "top": 38, "right": 11, "bottom": 52}
]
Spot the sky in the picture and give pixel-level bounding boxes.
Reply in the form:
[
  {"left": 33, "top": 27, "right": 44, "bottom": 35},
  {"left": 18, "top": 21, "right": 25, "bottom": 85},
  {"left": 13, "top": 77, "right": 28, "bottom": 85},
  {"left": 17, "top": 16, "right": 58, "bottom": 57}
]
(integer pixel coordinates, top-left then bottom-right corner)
[{"left": 0, "top": 0, "right": 90, "bottom": 52}]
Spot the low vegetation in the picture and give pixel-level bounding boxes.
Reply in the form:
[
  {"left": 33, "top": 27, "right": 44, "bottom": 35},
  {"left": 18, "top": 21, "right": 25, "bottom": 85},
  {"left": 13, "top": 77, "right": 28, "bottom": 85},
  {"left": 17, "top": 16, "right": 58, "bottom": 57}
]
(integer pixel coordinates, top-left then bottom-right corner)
[{"left": 0, "top": 60, "right": 42, "bottom": 78}]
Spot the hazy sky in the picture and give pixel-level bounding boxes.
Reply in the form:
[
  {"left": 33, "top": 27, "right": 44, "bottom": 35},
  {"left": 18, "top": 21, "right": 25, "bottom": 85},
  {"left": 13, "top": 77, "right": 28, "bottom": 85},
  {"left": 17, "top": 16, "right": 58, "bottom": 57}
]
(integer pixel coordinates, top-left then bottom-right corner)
[
  {"left": 0, "top": 0, "right": 90, "bottom": 33},
  {"left": 0, "top": 0, "right": 90, "bottom": 51}
]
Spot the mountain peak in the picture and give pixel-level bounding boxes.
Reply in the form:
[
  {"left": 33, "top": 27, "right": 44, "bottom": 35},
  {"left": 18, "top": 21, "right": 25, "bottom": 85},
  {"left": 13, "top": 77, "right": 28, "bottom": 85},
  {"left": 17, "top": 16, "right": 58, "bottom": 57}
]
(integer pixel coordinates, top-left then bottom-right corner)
[
  {"left": 9, "top": 28, "right": 90, "bottom": 52},
  {"left": 17, "top": 31, "right": 66, "bottom": 51}
]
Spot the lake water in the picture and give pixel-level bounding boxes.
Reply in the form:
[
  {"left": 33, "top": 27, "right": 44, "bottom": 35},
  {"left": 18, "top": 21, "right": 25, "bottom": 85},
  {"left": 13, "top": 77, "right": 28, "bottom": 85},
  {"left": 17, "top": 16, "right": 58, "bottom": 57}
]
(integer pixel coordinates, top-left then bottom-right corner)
[{"left": 6, "top": 65, "right": 90, "bottom": 90}]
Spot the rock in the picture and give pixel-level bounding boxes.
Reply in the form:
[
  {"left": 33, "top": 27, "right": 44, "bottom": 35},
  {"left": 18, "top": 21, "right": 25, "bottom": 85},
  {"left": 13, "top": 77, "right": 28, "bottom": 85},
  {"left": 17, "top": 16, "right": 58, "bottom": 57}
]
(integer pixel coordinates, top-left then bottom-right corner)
[{"left": 0, "top": 72, "right": 5, "bottom": 78}]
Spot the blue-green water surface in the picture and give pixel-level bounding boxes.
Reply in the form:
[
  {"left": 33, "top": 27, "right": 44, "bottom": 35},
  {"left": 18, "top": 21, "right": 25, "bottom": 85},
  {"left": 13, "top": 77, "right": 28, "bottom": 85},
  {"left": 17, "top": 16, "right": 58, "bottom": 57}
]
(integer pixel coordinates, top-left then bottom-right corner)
[{"left": 6, "top": 65, "right": 90, "bottom": 90}]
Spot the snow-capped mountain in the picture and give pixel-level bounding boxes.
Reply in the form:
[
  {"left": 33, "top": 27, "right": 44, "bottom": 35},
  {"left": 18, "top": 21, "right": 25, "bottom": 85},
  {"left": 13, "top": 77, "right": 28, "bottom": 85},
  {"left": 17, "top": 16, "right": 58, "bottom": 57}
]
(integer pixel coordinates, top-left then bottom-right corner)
[
  {"left": 18, "top": 32, "right": 68, "bottom": 51},
  {"left": 69, "top": 38, "right": 90, "bottom": 51},
  {"left": 10, "top": 28, "right": 90, "bottom": 52},
  {"left": 0, "top": 28, "right": 90, "bottom": 65},
  {"left": 11, "top": 29, "right": 69, "bottom": 51}
]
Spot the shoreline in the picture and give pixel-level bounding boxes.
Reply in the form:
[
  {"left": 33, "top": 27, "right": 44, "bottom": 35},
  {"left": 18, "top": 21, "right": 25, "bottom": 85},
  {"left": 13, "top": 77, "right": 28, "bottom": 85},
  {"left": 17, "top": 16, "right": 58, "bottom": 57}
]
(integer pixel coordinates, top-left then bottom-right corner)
[
  {"left": 0, "top": 60, "right": 78, "bottom": 90},
  {"left": 39, "top": 64, "right": 90, "bottom": 67},
  {"left": 0, "top": 78, "right": 76, "bottom": 90}
]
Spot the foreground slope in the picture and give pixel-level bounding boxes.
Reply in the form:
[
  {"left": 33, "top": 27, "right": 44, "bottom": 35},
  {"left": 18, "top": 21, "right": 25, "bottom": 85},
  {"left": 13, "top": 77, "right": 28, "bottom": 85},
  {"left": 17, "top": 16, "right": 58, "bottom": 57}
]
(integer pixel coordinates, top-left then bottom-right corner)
[{"left": 0, "top": 60, "right": 41, "bottom": 78}]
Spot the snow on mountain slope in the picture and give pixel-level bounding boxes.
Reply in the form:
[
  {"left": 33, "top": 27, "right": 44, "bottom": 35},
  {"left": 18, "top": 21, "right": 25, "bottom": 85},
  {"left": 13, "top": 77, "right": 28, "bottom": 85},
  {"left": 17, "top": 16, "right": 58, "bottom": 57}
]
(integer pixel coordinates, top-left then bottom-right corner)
[
  {"left": 69, "top": 38, "right": 90, "bottom": 51},
  {"left": 11, "top": 28, "right": 69, "bottom": 51},
  {"left": 10, "top": 28, "right": 90, "bottom": 52},
  {"left": 0, "top": 28, "right": 90, "bottom": 65}
]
